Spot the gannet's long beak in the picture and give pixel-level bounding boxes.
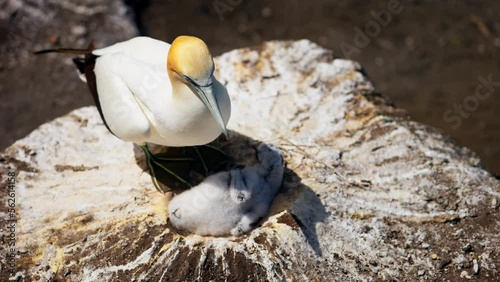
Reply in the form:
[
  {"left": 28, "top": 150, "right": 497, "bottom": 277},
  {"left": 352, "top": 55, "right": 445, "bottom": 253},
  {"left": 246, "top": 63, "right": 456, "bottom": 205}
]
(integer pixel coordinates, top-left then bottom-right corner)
[{"left": 184, "top": 76, "right": 228, "bottom": 138}]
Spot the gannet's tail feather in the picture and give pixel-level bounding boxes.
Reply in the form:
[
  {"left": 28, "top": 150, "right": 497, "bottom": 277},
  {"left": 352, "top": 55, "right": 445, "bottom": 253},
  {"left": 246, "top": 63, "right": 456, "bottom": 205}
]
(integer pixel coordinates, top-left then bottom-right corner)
[
  {"left": 33, "top": 43, "right": 97, "bottom": 79},
  {"left": 33, "top": 48, "right": 92, "bottom": 55}
]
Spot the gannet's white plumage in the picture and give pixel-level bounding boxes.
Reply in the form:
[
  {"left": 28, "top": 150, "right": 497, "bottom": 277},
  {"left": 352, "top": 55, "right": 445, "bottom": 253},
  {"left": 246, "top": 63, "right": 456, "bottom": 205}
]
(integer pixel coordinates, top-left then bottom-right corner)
[
  {"left": 91, "top": 36, "right": 230, "bottom": 146},
  {"left": 168, "top": 143, "right": 285, "bottom": 236}
]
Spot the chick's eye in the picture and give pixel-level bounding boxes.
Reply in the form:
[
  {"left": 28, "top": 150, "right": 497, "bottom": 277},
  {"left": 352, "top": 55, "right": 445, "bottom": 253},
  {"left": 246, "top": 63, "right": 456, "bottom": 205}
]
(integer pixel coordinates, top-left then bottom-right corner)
[{"left": 172, "top": 208, "right": 181, "bottom": 219}]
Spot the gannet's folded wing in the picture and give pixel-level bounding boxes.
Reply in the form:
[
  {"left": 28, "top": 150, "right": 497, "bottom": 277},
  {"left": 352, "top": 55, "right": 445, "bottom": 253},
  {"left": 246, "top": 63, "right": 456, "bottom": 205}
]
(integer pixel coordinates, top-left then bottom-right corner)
[{"left": 93, "top": 54, "right": 155, "bottom": 143}]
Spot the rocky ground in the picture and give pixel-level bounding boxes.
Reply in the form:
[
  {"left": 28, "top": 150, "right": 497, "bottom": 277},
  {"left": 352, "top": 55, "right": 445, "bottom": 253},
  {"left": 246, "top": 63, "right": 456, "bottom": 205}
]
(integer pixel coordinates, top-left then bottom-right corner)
[{"left": 1, "top": 38, "right": 499, "bottom": 282}]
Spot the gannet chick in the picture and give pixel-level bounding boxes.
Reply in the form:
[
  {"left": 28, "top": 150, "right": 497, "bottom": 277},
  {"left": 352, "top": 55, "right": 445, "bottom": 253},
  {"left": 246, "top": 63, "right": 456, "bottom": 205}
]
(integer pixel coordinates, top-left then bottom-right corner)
[
  {"left": 34, "top": 36, "right": 231, "bottom": 191},
  {"left": 168, "top": 143, "right": 285, "bottom": 236}
]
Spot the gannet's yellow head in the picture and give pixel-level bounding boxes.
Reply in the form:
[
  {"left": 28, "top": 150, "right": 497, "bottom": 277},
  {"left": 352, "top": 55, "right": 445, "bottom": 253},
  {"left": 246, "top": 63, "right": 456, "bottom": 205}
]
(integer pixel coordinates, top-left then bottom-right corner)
[
  {"left": 167, "top": 36, "right": 214, "bottom": 83},
  {"left": 167, "top": 35, "right": 227, "bottom": 137}
]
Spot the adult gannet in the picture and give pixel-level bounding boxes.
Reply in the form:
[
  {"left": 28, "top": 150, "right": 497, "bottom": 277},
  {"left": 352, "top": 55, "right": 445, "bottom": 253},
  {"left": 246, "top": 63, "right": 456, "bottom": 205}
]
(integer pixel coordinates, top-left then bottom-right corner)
[{"left": 35, "top": 36, "right": 231, "bottom": 191}]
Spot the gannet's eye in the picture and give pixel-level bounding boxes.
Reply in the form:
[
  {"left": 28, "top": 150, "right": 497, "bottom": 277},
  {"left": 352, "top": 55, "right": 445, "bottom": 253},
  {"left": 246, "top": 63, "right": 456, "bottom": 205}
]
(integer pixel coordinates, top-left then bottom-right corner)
[
  {"left": 183, "top": 75, "right": 198, "bottom": 86},
  {"left": 184, "top": 74, "right": 213, "bottom": 88}
]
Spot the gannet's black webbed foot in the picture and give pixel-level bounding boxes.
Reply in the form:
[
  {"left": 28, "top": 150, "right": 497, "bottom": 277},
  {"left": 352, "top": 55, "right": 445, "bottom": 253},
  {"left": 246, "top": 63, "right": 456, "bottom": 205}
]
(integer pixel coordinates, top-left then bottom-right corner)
[
  {"left": 190, "top": 144, "right": 232, "bottom": 177},
  {"left": 141, "top": 145, "right": 193, "bottom": 193}
]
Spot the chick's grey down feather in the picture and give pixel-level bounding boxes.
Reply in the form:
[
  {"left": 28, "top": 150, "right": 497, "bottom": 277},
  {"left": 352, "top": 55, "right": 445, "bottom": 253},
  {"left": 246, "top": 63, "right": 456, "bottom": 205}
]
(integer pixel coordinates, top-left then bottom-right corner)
[{"left": 168, "top": 143, "right": 284, "bottom": 236}]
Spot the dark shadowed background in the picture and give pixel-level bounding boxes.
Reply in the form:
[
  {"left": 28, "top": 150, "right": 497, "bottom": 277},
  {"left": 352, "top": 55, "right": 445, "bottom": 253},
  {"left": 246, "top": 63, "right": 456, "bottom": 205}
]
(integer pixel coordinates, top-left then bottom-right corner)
[{"left": 1, "top": 0, "right": 499, "bottom": 173}]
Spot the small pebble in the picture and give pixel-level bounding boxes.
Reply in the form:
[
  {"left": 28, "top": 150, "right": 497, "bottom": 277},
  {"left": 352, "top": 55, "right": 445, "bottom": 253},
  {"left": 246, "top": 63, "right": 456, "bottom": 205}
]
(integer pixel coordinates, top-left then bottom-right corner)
[
  {"left": 422, "top": 242, "right": 430, "bottom": 249},
  {"left": 431, "top": 253, "right": 438, "bottom": 260},
  {"left": 492, "top": 198, "right": 498, "bottom": 209},
  {"left": 417, "top": 269, "right": 425, "bottom": 276},
  {"left": 473, "top": 259, "right": 479, "bottom": 274},
  {"left": 455, "top": 254, "right": 469, "bottom": 268},
  {"left": 460, "top": 270, "right": 471, "bottom": 279},
  {"left": 71, "top": 25, "right": 87, "bottom": 36},
  {"left": 462, "top": 243, "right": 473, "bottom": 253},
  {"left": 453, "top": 229, "right": 463, "bottom": 238},
  {"left": 438, "top": 258, "right": 452, "bottom": 270},
  {"left": 458, "top": 209, "right": 469, "bottom": 218},
  {"left": 8, "top": 273, "right": 23, "bottom": 281}
]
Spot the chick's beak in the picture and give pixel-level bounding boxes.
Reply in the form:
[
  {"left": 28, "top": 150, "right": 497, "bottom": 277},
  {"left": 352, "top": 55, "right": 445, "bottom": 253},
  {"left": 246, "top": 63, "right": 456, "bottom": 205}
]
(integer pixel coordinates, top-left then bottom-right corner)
[{"left": 185, "top": 76, "right": 228, "bottom": 138}]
